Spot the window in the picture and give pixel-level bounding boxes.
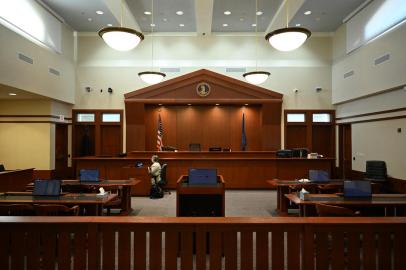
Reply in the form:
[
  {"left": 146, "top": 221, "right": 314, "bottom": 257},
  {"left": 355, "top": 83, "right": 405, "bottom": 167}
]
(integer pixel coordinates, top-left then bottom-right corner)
[
  {"left": 102, "top": 113, "right": 121, "bottom": 122},
  {"left": 312, "top": 113, "right": 331, "bottom": 123},
  {"left": 76, "top": 113, "right": 95, "bottom": 122},
  {"left": 287, "top": 113, "right": 305, "bottom": 123}
]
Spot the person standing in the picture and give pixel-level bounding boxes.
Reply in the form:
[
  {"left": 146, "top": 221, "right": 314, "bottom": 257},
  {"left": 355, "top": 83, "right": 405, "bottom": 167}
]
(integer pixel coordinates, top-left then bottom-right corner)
[{"left": 148, "top": 155, "right": 162, "bottom": 198}]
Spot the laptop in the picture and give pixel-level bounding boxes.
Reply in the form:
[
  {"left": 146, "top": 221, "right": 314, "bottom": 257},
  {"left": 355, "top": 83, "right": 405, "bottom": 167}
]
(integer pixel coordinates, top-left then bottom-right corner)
[
  {"left": 309, "top": 170, "right": 330, "bottom": 183},
  {"left": 343, "top": 180, "right": 372, "bottom": 198},
  {"left": 188, "top": 168, "right": 217, "bottom": 186},
  {"left": 33, "top": 180, "right": 61, "bottom": 196},
  {"left": 79, "top": 169, "right": 100, "bottom": 182}
]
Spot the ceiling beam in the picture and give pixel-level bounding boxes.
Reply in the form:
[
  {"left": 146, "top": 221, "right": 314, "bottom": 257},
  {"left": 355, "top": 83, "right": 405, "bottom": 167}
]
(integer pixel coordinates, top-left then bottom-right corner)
[
  {"left": 265, "top": 0, "right": 305, "bottom": 33},
  {"left": 195, "top": 0, "right": 214, "bottom": 36},
  {"left": 103, "top": 0, "right": 141, "bottom": 31}
]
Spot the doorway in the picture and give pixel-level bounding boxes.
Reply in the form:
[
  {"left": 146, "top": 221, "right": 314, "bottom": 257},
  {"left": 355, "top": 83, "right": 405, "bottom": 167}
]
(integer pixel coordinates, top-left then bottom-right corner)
[{"left": 338, "top": 124, "right": 352, "bottom": 179}]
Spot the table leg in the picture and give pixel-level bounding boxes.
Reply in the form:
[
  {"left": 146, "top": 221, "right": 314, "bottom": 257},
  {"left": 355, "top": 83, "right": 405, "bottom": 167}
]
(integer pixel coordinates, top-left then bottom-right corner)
[{"left": 120, "top": 187, "right": 132, "bottom": 215}]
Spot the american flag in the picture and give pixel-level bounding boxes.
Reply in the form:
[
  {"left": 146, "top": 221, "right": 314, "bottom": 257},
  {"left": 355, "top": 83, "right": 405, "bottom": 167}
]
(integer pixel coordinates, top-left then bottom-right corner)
[{"left": 156, "top": 114, "right": 163, "bottom": 151}]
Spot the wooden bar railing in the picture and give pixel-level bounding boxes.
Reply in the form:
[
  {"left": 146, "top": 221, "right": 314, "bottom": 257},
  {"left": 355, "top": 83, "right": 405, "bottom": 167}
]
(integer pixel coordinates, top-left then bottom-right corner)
[{"left": 0, "top": 217, "right": 405, "bottom": 270}]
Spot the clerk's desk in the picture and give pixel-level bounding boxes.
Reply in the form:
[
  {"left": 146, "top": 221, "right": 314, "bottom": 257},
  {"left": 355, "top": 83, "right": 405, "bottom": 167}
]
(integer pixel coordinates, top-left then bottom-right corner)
[
  {"left": 176, "top": 175, "right": 225, "bottom": 217},
  {"left": 74, "top": 152, "right": 334, "bottom": 190},
  {"left": 0, "top": 192, "right": 117, "bottom": 216},
  {"left": 285, "top": 193, "right": 406, "bottom": 217},
  {"left": 0, "top": 168, "right": 34, "bottom": 192}
]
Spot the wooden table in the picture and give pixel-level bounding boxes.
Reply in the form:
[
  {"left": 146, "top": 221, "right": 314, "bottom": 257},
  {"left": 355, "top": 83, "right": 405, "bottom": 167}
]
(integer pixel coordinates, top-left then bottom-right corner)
[
  {"left": 268, "top": 179, "right": 344, "bottom": 216},
  {"left": 285, "top": 193, "right": 406, "bottom": 217},
  {"left": 176, "top": 175, "right": 225, "bottom": 217},
  {"left": 0, "top": 192, "right": 117, "bottom": 216},
  {"left": 61, "top": 179, "right": 140, "bottom": 215}
]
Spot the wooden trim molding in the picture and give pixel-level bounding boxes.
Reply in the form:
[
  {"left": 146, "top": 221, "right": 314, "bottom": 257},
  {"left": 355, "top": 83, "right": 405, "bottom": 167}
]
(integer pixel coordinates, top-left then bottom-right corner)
[
  {"left": 336, "top": 107, "right": 406, "bottom": 120},
  {"left": 336, "top": 115, "right": 406, "bottom": 125},
  {"left": 0, "top": 121, "right": 72, "bottom": 125},
  {"left": 0, "top": 115, "right": 72, "bottom": 120}
]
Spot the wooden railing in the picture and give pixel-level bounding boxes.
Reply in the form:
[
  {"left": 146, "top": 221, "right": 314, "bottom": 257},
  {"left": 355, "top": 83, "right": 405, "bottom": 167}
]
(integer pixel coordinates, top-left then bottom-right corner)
[{"left": 0, "top": 217, "right": 405, "bottom": 270}]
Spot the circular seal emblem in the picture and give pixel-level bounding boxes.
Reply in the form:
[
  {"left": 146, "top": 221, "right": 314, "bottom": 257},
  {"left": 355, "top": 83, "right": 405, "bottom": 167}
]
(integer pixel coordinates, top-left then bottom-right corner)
[{"left": 196, "top": 82, "right": 211, "bottom": 97}]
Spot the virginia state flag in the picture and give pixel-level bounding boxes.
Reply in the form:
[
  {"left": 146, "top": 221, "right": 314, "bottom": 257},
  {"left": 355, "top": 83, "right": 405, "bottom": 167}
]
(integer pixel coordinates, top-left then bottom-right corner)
[{"left": 241, "top": 113, "right": 247, "bottom": 151}]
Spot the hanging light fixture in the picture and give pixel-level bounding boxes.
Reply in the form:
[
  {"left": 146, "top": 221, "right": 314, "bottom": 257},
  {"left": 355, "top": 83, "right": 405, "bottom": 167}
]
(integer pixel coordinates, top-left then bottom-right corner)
[
  {"left": 265, "top": 0, "right": 311, "bottom": 51},
  {"left": 138, "top": 0, "right": 165, "bottom": 84},
  {"left": 98, "top": 0, "right": 144, "bottom": 51},
  {"left": 243, "top": 0, "right": 270, "bottom": 85}
]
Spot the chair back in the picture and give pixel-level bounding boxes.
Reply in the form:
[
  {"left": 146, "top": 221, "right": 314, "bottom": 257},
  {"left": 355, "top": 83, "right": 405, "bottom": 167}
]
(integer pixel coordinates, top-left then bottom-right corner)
[
  {"left": 34, "top": 204, "right": 79, "bottom": 216},
  {"left": 160, "top": 164, "right": 167, "bottom": 185},
  {"left": 189, "top": 143, "right": 201, "bottom": 151},
  {"left": 365, "top": 160, "right": 387, "bottom": 181}
]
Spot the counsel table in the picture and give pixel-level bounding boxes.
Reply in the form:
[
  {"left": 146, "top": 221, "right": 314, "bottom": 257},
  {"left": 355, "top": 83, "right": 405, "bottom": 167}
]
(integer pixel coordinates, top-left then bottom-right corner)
[
  {"left": 268, "top": 179, "right": 344, "bottom": 216},
  {"left": 62, "top": 179, "right": 140, "bottom": 215},
  {"left": 285, "top": 193, "right": 406, "bottom": 217},
  {"left": 0, "top": 192, "right": 117, "bottom": 216}
]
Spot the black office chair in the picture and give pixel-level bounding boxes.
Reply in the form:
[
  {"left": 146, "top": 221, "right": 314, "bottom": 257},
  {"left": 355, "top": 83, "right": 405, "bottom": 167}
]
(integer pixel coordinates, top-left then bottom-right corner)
[
  {"left": 365, "top": 160, "right": 387, "bottom": 182},
  {"left": 189, "top": 143, "right": 201, "bottom": 151},
  {"left": 0, "top": 164, "right": 5, "bottom": 172},
  {"left": 159, "top": 163, "right": 170, "bottom": 195}
]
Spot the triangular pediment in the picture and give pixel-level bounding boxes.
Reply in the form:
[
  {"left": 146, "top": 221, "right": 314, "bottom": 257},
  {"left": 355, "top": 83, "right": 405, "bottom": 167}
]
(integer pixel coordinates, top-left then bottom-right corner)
[{"left": 124, "top": 69, "right": 283, "bottom": 103}]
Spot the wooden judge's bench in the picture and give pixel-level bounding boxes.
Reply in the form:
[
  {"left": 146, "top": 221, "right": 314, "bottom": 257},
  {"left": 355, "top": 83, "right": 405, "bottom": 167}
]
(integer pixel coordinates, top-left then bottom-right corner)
[{"left": 74, "top": 152, "right": 334, "bottom": 195}]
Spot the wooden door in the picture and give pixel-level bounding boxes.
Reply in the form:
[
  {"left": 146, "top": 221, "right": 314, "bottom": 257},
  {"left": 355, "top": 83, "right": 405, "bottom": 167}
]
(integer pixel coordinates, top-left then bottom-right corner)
[
  {"left": 338, "top": 124, "right": 352, "bottom": 179},
  {"left": 55, "top": 124, "right": 69, "bottom": 179}
]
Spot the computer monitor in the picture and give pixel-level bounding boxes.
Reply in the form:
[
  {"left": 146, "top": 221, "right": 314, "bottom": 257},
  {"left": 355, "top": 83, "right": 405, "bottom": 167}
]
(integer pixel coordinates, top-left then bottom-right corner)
[
  {"left": 33, "top": 180, "right": 61, "bottom": 196},
  {"left": 309, "top": 170, "right": 329, "bottom": 182},
  {"left": 209, "top": 147, "right": 222, "bottom": 152},
  {"left": 188, "top": 168, "right": 217, "bottom": 186},
  {"left": 79, "top": 169, "right": 100, "bottom": 182},
  {"left": 344, "top": 180, "right": 372, "bottom": 198}
]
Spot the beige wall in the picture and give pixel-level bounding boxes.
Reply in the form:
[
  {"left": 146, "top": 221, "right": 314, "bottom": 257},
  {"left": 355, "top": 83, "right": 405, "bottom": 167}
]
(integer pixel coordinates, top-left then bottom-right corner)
[
  {"left": 0, "top": 100, "right": 72, "bottom": 170},
  {"left": 0, "top": 22, "right": 76, "bottom": 104}
]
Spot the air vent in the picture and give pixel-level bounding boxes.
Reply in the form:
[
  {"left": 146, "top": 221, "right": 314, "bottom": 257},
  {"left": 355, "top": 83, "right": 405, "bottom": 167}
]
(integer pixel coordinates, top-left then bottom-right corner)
[
  {"left": 344, "top": 70, "right": 354, "bottom": 79},
  {"left": 374, "top": 53, "right": 390, "bottom": 65},
  {"left": 160, "top": 67, "right": 180, "bottom": 73},
  {"left": 49, "top": 67, "right": 60, "bottom": 76},
  {"left": 17, "top": 53, "right": 33, "bottom": 64},
  {"left": 226, "top": 67, "right": 246, "bottom": 73}
]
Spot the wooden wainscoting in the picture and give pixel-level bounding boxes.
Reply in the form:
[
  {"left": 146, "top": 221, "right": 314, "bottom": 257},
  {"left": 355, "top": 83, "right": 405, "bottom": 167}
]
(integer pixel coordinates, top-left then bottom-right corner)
[{"left": 1, "top": 217, "right": 405, "bottom": 270}]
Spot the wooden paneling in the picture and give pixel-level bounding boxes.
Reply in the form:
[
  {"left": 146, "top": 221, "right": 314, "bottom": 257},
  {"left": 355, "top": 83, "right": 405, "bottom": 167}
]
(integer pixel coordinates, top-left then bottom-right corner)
[
  {"left": 125, "top": 69, "right": 283, "bottom": 152},
  {"left": 1, "top": 217, "right": 406, "bottom": 270},
  {"left": 285, "top": 126, "right": 307, "bottom": 149},
  {"left": 312, "top": 125, "right": 333, "bottom": 157},
  {"left": 74, "top": 154, "right": 335, "bottom": 190},
  {"left": 100, "top": 126, "right": 121, "bottom": 156}
]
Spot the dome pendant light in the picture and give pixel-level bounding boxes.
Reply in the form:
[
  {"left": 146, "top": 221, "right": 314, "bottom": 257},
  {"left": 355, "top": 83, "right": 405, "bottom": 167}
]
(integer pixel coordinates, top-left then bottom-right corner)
[
  {"left": 138, "top": 0, "right": 166, "bottom": 85},
  {"left": 265, "top": 0, "right": 311, "bottom": 51},
  {"left": 98, "top": 0, "right": 144, "bottom": 51},
  {"left": 243, "top": 0, "right": 270, "bottom": 85}
]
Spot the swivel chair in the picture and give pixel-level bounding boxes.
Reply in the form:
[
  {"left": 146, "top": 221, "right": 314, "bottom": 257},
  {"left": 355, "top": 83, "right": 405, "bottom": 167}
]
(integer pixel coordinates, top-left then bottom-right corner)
[
  {"left": 159, "top": 163, "right": 170, "bottom": 195},
  {"left": 365, "top": 160, "right": 387, "bottom": 182},
  {"left": 0, "top": 164, "right": 5, "bottom": 172}
]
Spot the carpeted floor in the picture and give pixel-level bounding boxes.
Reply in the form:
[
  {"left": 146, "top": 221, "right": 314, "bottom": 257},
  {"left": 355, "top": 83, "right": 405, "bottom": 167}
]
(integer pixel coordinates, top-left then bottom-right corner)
[{"left": 130, "top": 190, "right": 277, "bottom": 217}]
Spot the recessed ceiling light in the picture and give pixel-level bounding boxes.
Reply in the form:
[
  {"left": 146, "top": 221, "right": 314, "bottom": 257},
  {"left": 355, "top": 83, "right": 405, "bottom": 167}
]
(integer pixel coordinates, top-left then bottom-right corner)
[
  {"left": 88, "top": 18, "right": 92, "bottom": 22},
  {"left": 144, "top": 11, "right": 151, "bottom": 15},
  {"left": 222, "top": 23, "right": 228, "bottom": 27},
  {"left": 240, "top": 18, "right": 244, "bottom": 21},
  {"left": 187, "top": 103, "right": 192, "bottom": 106},
  {"left": 251, "top": 23, "right": 256, "bottom": 27},
  {"left": 107, "top": 23, "right": 113, "bottom": 26},
  {"left": 256, "top": 11, "right": 263, "bottom": 16},
  {"left": 150, "top": 23, "right": 156, "bottom": 27},
  {"left": 162, "top": 18, "right": 167, "bottom": 22},
  {"left": 96, "top": 10, "right": 104, "bottom": 15},
  {"left": 224, "top": 11, "right": 231, "bottom": 15},
  {"left": 176, "top": 11, "right": 184, "bottom": 15},
  {"left": 215, "top": 104, "right": 220, "bottom": 106},
  {"left": 296, "top": 23, "right": 301, "bottom": 27},
  {"left": 158, "top": 104, "right": 163, "bottom": 106},
  {"left": 304, "top": 10, "right": 312, "bottom": 15},
  {"left": 179, "top": 23, "right": 185, "bottom": 27},
  {"left": 8, "top": 93, "right": 17, "bottom": 96},
  {"left": 244, "top": 103, "right": 248, "bottom": 106}
]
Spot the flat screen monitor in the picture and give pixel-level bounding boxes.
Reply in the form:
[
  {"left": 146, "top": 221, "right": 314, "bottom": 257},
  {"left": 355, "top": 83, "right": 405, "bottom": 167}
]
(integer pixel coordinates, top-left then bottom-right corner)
[
  {"left": 79, "top": 169, "right": 100, "bottom": 182},
  {"left": 33, "top": 180, "right": 61, "bottom": 196},
  {"left": 188, "top": 168, "right": 217, "bottom": 186},
  {"left": 344, "top": 180, "right": 372, "bottom": 198},
  {"left": 309, "top": 170, "right": 329, "bottom": 182}
]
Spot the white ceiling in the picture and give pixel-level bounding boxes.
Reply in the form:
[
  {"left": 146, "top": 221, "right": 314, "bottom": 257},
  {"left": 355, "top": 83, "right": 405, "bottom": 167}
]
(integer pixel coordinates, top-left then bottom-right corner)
[{"left": 39, "top": 0, "right": 369, "bottom": 34}]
